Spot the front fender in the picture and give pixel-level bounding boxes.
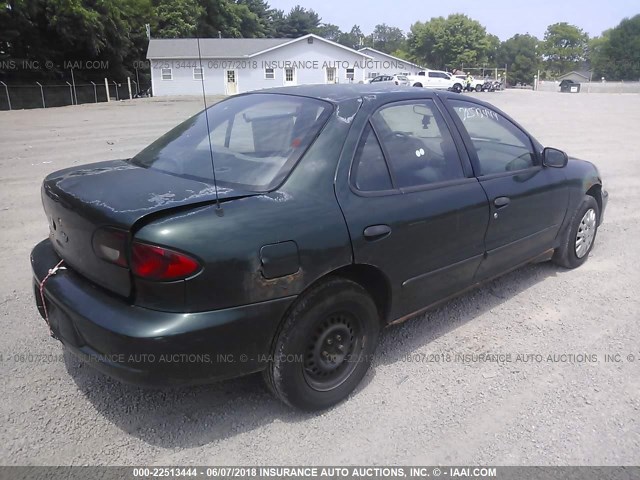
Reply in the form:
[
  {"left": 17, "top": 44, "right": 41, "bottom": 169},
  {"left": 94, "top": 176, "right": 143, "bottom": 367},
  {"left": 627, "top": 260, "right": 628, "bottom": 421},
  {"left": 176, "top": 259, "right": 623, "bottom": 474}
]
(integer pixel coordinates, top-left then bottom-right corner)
[{"left": 557, "top": 158, "right": 606, "bottom": 236}]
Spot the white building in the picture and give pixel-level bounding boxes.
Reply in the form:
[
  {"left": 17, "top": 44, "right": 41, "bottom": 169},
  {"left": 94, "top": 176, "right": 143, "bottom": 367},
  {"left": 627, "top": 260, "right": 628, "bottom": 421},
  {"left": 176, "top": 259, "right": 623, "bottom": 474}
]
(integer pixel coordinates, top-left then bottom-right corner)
[{"left": 147, "top": 34, "right": 404, "bottom": 96}]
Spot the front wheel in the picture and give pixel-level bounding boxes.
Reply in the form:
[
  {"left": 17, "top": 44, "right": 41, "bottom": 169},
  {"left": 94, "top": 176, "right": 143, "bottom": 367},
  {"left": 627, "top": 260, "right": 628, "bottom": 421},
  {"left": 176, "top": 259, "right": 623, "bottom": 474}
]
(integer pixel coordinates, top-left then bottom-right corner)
[
  {"left": 453, "top": 83, "right": 462, "bottom": 93},
  {"left": 553, "top": 195, "right": 600, "bottom": 269},
  {"left": 263, "top": 277, "right": 380, "bottom": 411},
  {"left": 475, "top": 84, "right": 482, "bottom": 92}
]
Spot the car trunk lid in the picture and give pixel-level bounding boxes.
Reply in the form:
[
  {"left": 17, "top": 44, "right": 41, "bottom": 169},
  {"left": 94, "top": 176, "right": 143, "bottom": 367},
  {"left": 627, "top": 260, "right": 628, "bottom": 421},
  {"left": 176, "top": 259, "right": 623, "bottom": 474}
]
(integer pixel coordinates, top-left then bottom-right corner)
[{"left": 42, "top": 159, "right": 253, "bottom": 297}]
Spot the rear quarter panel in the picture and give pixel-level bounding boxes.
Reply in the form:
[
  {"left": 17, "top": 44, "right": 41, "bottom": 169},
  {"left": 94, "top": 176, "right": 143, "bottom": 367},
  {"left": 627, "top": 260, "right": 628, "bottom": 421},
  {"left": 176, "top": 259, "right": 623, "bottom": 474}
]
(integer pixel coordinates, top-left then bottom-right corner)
[{"left": 132, "top": 108, "right": 356, "bottom": 313}]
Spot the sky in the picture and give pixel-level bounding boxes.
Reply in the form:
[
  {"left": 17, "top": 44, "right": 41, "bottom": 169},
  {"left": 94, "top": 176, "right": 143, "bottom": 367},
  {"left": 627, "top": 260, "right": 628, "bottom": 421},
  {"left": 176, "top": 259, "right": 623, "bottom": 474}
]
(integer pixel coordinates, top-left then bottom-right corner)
[{"left": 268, "top": 0, "right": 638, "bottom": 40}]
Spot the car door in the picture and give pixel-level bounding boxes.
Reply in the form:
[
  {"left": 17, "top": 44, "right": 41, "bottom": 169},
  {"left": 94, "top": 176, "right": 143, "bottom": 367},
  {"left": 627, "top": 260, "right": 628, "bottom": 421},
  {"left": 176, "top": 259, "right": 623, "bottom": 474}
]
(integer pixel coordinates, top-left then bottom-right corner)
[
  {"left": 426, "top": 71, "right": 441, "bottom": 88},
  {"left": 335, "top": 98, "right": 490, "bottom": 321},
  {"left": 445, "top": 99, "right": 569, "bottom": 280}
]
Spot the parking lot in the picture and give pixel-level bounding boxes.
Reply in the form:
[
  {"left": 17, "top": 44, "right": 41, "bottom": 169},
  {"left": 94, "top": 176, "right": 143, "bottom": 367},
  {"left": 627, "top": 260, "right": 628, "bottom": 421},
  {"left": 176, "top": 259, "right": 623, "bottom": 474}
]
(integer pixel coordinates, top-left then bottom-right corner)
[{"left": 1, "top": 90, "right": 639, "bottom": 465}]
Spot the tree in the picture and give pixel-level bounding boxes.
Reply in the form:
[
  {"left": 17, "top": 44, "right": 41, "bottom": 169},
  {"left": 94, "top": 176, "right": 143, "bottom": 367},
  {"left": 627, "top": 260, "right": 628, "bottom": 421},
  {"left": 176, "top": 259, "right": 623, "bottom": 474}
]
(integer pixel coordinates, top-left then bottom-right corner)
[
  {"left": 154, "top": 0, "right": 203, "bottom": 38},
  {"left": 315, "top": 23, "right": 342, "bottom": 42},
  {"left": 541, "top": 22, "right": 589, "bottom": 75},
  {"left": 268, "top": 9, "right": 286, "bottom": 37},
  {"left": 390, "top": 49, "right": 411, "bottom": 61},
  {"left": 590, "top": 15, "right": 640, "bottom": 80},
  {"left": 337, "top": 25, "right": 364, "bottom": 50},
  {"left": 496, "top": 34, "right": 540, "bottom": 85},
  {"left": 274, "top": 5, "right": 320, "bottom": 38},
  {"left": 196, "top": 0, "right": 263, "bottom": 38},
  {"left": 408, "top": 14, "right": 492, "bottom": 70},
  {"left": 371, "top": 24, "right": 406, "bottom": 54},
  {"left": 588, "top": 31, "right": 610, "bottom": 79},
  {"left": 0, "top": 0, "right": 153, "bottom": 81},
  {"left": 485, "top": 33, "right": 500, "bottom": 65},
  {"left": 237, "top": 0, "right": 272, "bottom": 37}
]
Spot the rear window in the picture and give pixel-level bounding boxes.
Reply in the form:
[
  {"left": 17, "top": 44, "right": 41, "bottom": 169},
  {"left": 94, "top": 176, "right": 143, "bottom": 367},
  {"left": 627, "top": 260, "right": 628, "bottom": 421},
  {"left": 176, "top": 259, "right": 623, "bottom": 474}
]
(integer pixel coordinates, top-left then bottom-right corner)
[{"left": 130, "top": 94, "right": 332, "bottom": 191}]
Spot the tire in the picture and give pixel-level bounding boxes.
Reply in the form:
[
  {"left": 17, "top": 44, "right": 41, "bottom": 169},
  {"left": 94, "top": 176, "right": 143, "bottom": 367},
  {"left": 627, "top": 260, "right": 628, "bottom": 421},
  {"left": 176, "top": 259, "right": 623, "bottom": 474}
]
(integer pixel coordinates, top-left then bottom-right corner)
[
  {"left": 263, "top": 277, "right": 380, "bottom": 411},
  {"left": 475, "top": 84, "right": 482, "bottom": 92},
  {"left": 453, "top": 83, "right": 462, "bottom": 93},
  {"left": 413, "top": 82, "right": 423, "bottom": 88},
  {"left": 553, "top": 195, "right": 600, "bottom": 269}
]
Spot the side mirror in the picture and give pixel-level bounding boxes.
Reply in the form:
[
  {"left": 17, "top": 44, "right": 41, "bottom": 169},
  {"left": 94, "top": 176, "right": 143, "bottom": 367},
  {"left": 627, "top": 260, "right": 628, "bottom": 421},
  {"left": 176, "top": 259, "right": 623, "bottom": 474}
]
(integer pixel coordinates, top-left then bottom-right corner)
[{"left": 542, "top": 147, "right": 568, "bottom": 168}]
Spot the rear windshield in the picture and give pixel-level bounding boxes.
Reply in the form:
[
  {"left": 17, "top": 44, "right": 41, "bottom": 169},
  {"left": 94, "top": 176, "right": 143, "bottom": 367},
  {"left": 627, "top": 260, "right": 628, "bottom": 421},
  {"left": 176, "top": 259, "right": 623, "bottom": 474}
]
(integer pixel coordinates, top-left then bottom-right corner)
[{"left": 130, "top": 94, "right": 332, "bottom": 191}]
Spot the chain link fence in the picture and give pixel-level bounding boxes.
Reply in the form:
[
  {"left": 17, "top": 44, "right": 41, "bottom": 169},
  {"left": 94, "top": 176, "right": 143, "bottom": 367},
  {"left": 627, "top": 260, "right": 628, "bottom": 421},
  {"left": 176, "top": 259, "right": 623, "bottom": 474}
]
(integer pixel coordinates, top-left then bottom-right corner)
[
  {"left": 0, "top": 80, "right": 151, "bottom": 111},
  {"left": 536, "top": 80, "right": 640, "bottom": 93}
]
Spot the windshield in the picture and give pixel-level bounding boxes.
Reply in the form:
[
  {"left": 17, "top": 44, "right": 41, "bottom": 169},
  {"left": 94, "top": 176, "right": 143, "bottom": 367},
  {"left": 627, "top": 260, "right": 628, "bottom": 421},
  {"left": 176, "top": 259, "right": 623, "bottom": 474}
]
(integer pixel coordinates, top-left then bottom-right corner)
[{"left": 130, "top": 93, "right": 332, "bottom": 191}]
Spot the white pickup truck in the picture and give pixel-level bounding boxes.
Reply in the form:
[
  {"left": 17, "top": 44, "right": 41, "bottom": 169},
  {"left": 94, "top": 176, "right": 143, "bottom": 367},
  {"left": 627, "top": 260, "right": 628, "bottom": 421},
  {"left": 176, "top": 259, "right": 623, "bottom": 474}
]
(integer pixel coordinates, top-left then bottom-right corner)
[
  {"left": 405, "top": 70, "right": 456, "bottom": 91},
  {"left": 452, "top": 74, "right": 484, "bottom": 92}
]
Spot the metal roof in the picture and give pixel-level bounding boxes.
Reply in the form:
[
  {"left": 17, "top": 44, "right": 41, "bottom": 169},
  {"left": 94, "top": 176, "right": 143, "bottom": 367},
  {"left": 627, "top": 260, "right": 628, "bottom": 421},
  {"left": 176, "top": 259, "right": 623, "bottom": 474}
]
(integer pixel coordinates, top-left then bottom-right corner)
[
  {"left": 147, "top": 38, "right": 291, "bottom": 59},
  {"left": 358, "top": 47, "right": 425, "bottom": 70},
  {"left": 146, "top": 34, "right": 374, "bottom": 60},
  {"left": 557, "top": 70, "right": 592, "bottom": 81}
]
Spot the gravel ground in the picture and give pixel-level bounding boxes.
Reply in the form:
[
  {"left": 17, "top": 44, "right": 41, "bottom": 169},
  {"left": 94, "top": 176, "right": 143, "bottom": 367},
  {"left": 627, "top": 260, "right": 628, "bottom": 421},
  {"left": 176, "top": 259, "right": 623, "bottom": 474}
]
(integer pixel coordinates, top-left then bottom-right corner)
[{"left": 0, "top": 90, "right": 639, "bottom": 466}]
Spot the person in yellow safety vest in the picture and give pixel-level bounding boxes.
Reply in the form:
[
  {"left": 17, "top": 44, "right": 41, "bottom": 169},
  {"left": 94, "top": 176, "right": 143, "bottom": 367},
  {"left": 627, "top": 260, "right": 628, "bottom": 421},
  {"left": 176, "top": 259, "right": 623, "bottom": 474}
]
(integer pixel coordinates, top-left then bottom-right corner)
[{"left": 465, "top": 73, "right": 473, "bottom": 91}]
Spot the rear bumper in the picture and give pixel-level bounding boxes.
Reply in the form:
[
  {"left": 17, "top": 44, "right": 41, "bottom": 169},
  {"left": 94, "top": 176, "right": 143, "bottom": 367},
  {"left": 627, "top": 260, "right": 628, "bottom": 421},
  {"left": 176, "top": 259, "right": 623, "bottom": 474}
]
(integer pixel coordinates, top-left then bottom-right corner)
[{"left": 31, "top": 239, "right": 295, "bottom": 387}]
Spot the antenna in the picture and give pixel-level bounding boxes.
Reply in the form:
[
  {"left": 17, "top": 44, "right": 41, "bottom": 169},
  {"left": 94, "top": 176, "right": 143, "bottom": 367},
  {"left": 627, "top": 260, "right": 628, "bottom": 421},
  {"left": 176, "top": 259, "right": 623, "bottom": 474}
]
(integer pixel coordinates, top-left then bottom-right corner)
[{"left": 196, "top": 36, "right": 223, "bottom": 215}]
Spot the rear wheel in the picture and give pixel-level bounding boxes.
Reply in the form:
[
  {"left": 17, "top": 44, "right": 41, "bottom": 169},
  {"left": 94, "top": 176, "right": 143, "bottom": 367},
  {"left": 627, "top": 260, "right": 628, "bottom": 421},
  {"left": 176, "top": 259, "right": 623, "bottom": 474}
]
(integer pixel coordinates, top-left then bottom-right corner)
[
  {"left": 263, "top": 277, "right": 380, "bottom": 411},
  {"left": 553, "top": 195, "right": 600, "bottom": 269}
]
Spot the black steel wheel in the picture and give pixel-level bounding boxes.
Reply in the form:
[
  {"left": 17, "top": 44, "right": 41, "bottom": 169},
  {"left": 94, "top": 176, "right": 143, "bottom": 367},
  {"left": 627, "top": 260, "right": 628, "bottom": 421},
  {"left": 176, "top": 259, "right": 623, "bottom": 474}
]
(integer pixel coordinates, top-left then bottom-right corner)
[
  {"left": 303, "top": 311, "right": 363, "bottom": 392},
  {"left": 263, "top": 277, "right": 380, "bottom": 411}
]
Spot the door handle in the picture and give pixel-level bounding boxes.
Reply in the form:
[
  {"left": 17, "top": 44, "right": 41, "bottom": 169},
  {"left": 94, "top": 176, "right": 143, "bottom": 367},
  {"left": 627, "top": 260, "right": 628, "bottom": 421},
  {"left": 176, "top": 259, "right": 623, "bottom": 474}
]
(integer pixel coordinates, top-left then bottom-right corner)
[
  {"left": 363, "top": 224, "right": 391, "bottom": 240},
  {"left": 494, "top": 196, "right": 511, "bottom": 209}
]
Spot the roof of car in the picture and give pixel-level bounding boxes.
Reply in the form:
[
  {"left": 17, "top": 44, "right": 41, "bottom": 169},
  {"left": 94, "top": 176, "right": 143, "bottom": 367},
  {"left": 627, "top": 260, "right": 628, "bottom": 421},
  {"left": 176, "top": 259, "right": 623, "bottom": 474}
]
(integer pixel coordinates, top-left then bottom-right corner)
[
  {"left": 246, "top": 84, "right": 467, "bottom": 103},
  {"left": 242, "top": 84, "right": 517, "bottom": 128}
]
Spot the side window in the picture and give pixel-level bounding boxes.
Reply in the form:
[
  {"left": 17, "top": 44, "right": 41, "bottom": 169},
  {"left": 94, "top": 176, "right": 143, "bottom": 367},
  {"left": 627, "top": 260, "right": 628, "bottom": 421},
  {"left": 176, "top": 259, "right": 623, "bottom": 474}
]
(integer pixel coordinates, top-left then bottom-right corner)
[
  {"left": 353, "top": 124, "right": 393, "bottom": 192},
  {"left": 450, "top": 100, "right": 536, "bottom": 175},
  {"left": 371, "top": 100, "right": 464, "bottom": 188}
]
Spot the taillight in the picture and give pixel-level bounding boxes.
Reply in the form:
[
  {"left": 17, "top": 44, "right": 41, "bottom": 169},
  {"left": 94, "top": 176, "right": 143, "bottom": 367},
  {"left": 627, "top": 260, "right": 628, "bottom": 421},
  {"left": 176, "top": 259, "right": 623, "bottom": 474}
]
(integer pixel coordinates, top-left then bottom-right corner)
[
  {"left": 92, "top": 227, "right": 128, "bottom": 267},
  {"left": 131, "top": 242, "right": 201, "bottom": 281}
]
